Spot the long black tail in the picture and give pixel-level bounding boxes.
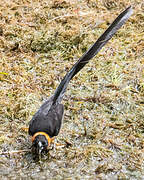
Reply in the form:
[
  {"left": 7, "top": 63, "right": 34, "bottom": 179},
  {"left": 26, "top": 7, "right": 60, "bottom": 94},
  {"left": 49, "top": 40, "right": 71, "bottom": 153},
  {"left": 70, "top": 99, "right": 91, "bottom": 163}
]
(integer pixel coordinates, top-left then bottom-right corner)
[{"left": 52, "top": 6, "right": 132, "bottom": 104}]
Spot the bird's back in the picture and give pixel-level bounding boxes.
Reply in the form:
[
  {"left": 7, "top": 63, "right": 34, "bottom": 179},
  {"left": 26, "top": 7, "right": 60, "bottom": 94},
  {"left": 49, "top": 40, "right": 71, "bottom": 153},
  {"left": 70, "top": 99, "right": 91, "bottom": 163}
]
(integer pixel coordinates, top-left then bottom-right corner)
[{"left": 29, "top": 96, "right": 64, "bottom": 137}]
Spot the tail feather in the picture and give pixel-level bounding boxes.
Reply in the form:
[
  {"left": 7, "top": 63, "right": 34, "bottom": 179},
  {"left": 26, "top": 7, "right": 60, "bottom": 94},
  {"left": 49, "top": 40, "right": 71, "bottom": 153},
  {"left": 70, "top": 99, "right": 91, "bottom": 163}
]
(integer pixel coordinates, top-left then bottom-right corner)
[{"left": 52, "top": 6, "right": 132, "bottom": 104}]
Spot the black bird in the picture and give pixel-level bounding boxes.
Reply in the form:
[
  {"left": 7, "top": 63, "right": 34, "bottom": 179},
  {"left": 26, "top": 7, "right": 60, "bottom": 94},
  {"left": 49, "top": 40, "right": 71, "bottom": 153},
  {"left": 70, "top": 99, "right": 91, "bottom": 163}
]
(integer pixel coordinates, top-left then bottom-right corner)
[{"left": 29, "top": 6, "right": 132, "bottom": 154}]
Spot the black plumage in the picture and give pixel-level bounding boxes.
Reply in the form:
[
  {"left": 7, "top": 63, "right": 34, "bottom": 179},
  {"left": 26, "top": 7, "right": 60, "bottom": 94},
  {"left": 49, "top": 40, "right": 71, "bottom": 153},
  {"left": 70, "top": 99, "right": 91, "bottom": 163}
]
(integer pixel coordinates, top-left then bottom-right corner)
[{"left": 28, "top": 6, "right": 132, "bottom": 154}]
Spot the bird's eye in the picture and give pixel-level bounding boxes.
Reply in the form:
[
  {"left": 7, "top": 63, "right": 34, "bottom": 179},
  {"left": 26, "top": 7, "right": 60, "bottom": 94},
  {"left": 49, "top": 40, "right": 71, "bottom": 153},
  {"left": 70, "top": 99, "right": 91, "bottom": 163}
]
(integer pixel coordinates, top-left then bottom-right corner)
[{"left": 42, "top": 142, "right": 46, "bottom": 146}]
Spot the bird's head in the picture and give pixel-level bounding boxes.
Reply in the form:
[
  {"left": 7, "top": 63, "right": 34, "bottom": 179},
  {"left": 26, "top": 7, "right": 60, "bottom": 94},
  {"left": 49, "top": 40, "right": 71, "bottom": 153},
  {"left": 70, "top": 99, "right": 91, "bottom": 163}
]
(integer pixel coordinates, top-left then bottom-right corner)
[{"left": 31, "top": 132, "right": 52, "bottom": 154}]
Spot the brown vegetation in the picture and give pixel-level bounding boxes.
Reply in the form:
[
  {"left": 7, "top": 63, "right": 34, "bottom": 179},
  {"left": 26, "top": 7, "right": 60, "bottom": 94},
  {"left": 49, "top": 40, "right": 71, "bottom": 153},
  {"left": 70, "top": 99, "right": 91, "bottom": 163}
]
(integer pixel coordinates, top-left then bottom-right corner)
[{"left": 0, "top": 0, "right": 143, "bottom": 179}]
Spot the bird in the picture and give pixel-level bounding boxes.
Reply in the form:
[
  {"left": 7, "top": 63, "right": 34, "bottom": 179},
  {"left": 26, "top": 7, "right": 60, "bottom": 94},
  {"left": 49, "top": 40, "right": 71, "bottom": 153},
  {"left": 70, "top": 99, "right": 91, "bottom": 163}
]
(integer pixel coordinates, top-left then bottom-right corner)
[{"left": 28, "top": 6, "right": 132, "bottom": 155}]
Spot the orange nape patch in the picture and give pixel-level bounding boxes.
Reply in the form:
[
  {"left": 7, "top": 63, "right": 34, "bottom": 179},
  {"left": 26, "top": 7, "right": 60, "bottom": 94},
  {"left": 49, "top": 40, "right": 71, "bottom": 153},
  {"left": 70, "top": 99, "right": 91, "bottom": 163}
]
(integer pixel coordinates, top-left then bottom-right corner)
[{"left": 32, "top": 132, "right": 54, "bottom": 146}]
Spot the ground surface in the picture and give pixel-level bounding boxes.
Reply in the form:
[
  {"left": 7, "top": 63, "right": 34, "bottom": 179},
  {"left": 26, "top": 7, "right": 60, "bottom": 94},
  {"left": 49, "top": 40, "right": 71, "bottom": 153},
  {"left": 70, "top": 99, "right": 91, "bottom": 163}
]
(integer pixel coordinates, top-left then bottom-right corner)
[{"left": 0, "top": 0, "right": 144, "bottom": 179}]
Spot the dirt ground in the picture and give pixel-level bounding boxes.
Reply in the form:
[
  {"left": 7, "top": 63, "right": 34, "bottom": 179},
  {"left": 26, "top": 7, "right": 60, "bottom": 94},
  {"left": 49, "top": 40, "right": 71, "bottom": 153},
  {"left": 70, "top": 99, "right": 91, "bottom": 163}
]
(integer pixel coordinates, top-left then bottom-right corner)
[{"left": 0, "top": 0, "right": 144, "bottom": 179}]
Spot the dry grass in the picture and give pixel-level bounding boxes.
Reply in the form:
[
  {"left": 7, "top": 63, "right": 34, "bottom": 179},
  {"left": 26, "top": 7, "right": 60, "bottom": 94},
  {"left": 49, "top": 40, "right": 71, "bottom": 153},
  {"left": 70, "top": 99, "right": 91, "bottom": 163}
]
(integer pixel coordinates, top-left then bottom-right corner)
[{"left": 0, "top": 0, "right": 144, "bottom": 179}]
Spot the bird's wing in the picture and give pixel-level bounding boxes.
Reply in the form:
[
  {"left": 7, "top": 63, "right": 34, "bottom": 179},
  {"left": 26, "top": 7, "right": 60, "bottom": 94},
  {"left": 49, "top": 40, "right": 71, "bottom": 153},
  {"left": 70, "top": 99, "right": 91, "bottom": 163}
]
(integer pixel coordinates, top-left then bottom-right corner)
[{"left": 29, "top": 103, "right": 64, "bottom": 136}]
